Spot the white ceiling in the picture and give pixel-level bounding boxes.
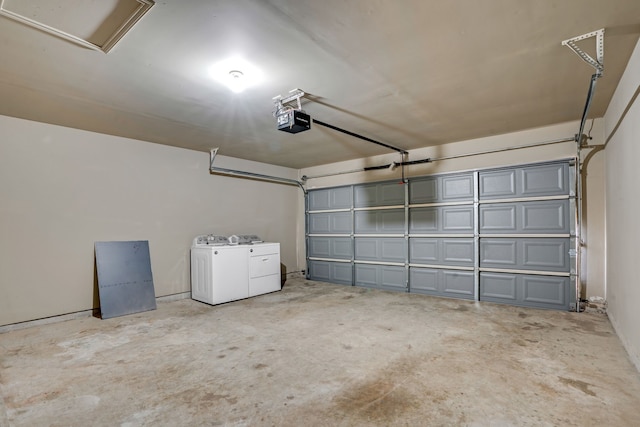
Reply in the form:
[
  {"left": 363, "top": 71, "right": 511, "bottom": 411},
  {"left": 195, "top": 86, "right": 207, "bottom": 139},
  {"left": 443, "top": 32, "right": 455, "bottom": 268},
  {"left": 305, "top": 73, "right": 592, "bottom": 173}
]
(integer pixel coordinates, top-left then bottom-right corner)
[{"left": 1, "top": 0, "right": 639, "bottom": 169}]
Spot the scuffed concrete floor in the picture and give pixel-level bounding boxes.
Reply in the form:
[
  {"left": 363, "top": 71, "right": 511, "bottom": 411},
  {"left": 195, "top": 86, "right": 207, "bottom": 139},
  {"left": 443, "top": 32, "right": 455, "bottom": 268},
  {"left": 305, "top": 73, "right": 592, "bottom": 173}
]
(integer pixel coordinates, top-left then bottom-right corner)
[{"left": 1, "top": 278, "right": 640, "bottom": 426}]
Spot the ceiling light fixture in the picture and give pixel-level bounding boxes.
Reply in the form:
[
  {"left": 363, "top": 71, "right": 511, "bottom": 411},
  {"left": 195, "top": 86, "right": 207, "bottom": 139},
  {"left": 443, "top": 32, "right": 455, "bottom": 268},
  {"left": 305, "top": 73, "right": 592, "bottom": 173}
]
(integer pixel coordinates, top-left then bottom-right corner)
[
  {"left": 209, "top": 57, "right": 263, "bottom": 93},
  {"left": 227, "top": 70, "right": 245, "bottom": 93}
]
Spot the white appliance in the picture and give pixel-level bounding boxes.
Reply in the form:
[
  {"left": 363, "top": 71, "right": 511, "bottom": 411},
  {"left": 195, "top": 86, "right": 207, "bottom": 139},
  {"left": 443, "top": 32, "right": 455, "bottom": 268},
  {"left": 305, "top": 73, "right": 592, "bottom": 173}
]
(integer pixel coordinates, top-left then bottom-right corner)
[{"left": 190, "top": 234, "right": 281, "bottom": 305}]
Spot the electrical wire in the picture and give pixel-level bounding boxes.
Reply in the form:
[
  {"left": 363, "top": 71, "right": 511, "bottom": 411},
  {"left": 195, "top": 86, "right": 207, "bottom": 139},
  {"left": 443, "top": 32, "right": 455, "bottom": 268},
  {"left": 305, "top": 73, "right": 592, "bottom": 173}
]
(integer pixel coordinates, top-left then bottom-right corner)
[{"left": 587, "top": 118, "right": 595, "bottom": 141}]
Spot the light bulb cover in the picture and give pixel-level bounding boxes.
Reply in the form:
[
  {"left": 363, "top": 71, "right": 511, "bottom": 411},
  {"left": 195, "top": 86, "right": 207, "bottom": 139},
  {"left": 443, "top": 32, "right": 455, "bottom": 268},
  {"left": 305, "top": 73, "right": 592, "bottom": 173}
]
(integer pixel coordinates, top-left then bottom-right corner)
[{"left": 209, "top": 58, "right": 263, "bottom": 93}]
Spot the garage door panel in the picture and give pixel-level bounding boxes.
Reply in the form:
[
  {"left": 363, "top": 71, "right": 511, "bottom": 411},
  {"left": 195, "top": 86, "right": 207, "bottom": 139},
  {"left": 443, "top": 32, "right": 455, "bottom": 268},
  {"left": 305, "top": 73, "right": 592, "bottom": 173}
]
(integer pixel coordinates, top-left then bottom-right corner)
[
  {"left": 410, "top": 173, "right": 474, "bottom": 204},
  {"left": 381, "top": 239, "right": 406, "bottom": 261},
  {"left": 409, "top": 238, "right": 438, "bottom": 263},
  {"left": 441, "top": 239, "right": 474, "bottom": 265},
  {"left": 381, "top": 266, "right": 407, "bottom": 290},
  {"left": 442, "top": 271, "right": 474, "bottom": 298},
  {"left": 308, "top": 260, "right": 330, "bottom": 281},
  {"left": 333, "top": 187, "right": 353, "bottom": 209},
  {"left": 332, "top": 212, "right": 353, "bottom": 233},
  {"left": 354, "top": 185, "right": 377, "bottom": 208},
  {"left": 332, "top": 263, "right": 354, "bottom": 284},
  {"left": 523, "top": 275, "right": 568, "bottom": 305},
  {"left": 355, "top": 238, "right": 405, "bottom": 263},
  {"left": 355, "top": 264, "right": 377, "bottom": 288},
  {"left": 355, "top": 209, "right": 404, "bottom": 234},
  {"left": 521, "top": 200, "right": 569, "bottom": 233},
  {"left": 480, "top": 239, "right": 517, "bottom": 267},
  {"left": 409, "top": 177, "right": 438, "bottom": 204},
  {"left": 354, "top": 181, "right": 404, "bottom": 207},
  {"left": 354, "top": 238, "right": 377, "bottom": 259},
  {"left": 409, "top": 268, "right": 474, "bottom": 299},
  {"left": 354, "top": 211, "right": 376, "bottom": 233},
  {"left": 480, "top": 273, "right": 517, "bottom": 300},
  {"left": 522, "top": 239, "right": 569, "bottom": 271},
  {"left": 381, "top": 210, "right": 406, "bottom": 232},
  {"left": 355, "top": 264, "right": 406, "bottom": 290},
  {"left": 479, "top": 204, "right": 517, "bottom": 232},
  {"left": 309, "top": 212, "right": 352, "bottom": 234},
  {"left": 409, "top": 267, "right": 439, "bottom": 293},
  {"left": 410, "top": 206, "right": 473, "bottom": 234},
  {"left": 308, "top": 237, "right": 330, "bottom": 258},
  {"left": 409, "top": 208, "right": 438, "bottom": 232},
  {"left": 380, "top": 182, "right": 405, "bottom": 206},
  {"left": 309, "top": 214, "right": 330, "bottom": 234},
  {"left": 520, "top": 163, "right": 568, "bottom": 197},
  {"left": 479, "top": 170, "right": 516, "bottom": 199},
  {"left": 309, "top": 190, "right": 331, "bottom": 211},
  {"left": 333, "top": 239, "right": 353, "bottom": 259},
  {"left": 308, "top": 237, "right": 352, "bottom": 259},
  {"left": 410, "top": 238, "right": 474, "bottom": 266},
  {"left": 308, "top": 187, "right": 352, "bottom": 210},
  {"left": 480, "top": 163, "right": 568, "bottom": 200},
  {"left": 308, "top": 260, "right": 353, "bottom": 286},
  {"left": 480, "top": 272, "right": 569, "bottom": 310},
  {"left": 481, "top": 238, "right": 569, "bottom": 272},
  {"left": 442, "top": 174, "right": 474, "bottom": 201},
  {"left": 442, "top": 206, "right": 474, "bottom": 232},
  {"left": 480, "top": 200, "right": 569, "bottom": 234}
]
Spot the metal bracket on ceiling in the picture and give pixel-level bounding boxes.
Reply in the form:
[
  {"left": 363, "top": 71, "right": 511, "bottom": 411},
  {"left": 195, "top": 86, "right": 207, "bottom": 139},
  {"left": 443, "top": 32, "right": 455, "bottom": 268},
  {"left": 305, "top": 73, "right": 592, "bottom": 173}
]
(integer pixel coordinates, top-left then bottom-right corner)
[
  {"left": 209, "top": 148, "right": 219, "bottom": 169},
  {"left": 562, "top": 28, "right": 605, "bottom": 75},
  {"left": 272, "top": 88, "right": 305, "bottom": 116}
]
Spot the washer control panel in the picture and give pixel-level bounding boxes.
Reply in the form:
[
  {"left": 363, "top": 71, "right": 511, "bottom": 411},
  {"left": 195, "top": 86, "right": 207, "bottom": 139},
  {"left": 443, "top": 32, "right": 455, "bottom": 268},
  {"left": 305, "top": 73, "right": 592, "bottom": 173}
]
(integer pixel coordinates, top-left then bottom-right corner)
[{"left": 194, "top": 235, "right": 229, "bottom": 246}]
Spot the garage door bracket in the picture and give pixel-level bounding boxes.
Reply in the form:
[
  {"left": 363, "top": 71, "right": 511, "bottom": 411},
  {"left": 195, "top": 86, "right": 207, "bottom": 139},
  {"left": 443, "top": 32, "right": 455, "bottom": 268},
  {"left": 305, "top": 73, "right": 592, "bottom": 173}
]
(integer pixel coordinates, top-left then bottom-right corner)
[{"left": 562, "top": 29, "right": 604, "bottom": 75}]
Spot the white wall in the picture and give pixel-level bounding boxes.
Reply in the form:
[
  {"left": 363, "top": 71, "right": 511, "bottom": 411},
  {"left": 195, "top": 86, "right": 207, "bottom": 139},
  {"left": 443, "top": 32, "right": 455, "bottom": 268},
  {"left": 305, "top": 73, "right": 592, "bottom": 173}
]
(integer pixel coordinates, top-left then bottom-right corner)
[
  {"left": 604, "top": 38, "right": 640, "bottom": 371},
  {"left": 299, "top": 119, "right": 607, "bottom": 299},
  {"left": 0, "top": 115, "right": 300, "bottom": 326},
  {"left": 0, "top": 90, "right": 614, "bottom": 330}
]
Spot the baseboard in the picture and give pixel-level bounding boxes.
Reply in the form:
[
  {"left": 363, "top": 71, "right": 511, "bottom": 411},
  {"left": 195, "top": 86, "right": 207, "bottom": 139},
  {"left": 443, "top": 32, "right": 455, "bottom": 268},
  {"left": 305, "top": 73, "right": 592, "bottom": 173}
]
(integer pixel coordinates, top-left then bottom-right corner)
[
  {"left": 0, "top": 291, "right": 192, "bottom": 334},
  {"left": 607, "top": 312, "right": 640, "bottom": 374},
  {"left": 0, "top": 310, "right": 95, "bottom": 334},
  {"left": 156, "top": 291, "right": 191, "bottom": 303}
]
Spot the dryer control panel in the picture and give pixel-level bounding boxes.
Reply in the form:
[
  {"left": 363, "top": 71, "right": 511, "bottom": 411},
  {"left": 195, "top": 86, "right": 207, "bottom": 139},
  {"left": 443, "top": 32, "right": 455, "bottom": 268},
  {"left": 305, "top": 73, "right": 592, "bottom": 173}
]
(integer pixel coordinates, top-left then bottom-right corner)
[{"left": 229, "top": 235, "right": 263, "bottom": 245}]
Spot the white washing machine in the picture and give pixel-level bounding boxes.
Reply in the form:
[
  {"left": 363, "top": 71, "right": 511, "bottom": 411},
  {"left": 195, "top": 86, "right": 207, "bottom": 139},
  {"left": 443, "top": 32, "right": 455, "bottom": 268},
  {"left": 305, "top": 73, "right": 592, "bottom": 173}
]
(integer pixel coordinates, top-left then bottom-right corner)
[{"left": 190, "top": 234, "right": 281, "bottom": 305}]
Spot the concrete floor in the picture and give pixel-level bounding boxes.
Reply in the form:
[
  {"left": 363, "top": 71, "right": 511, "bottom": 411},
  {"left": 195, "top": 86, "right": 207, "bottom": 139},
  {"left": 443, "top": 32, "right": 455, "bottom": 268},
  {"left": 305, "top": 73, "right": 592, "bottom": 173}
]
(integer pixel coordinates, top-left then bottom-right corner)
[{"left": 1, "top": 278, "right": 640, "bottom": 427}]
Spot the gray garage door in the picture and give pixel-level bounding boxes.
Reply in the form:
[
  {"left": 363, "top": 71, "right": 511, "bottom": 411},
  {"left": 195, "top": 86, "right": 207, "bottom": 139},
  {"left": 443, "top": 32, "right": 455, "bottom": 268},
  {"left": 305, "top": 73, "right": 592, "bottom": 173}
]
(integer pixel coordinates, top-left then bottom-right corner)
[{"left": 306, "top": 160, "right": 576, "bottom": 311}]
